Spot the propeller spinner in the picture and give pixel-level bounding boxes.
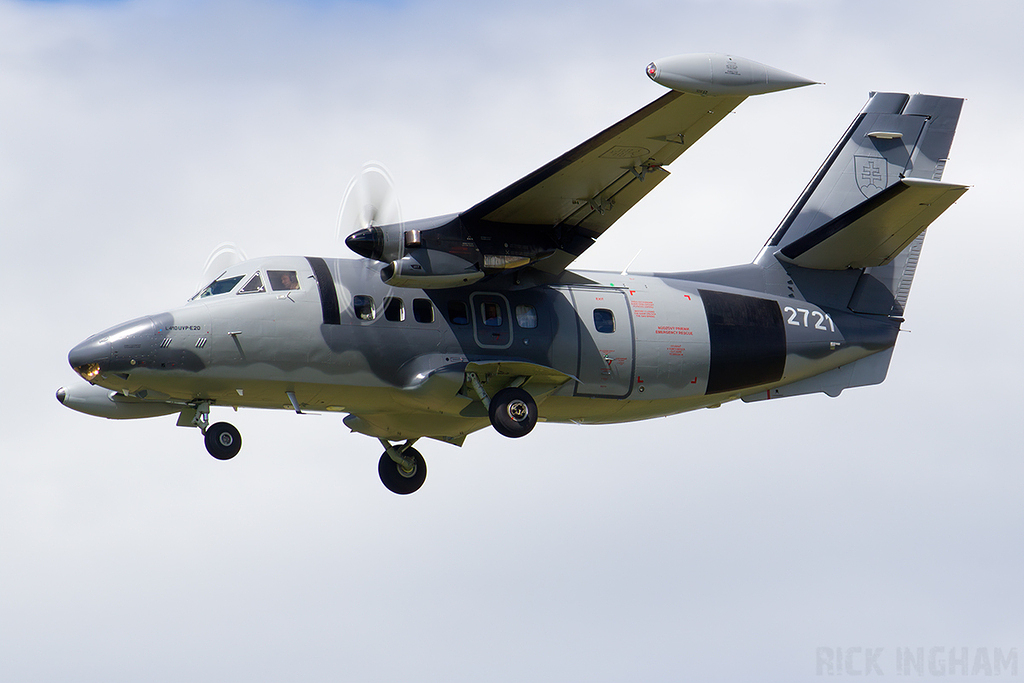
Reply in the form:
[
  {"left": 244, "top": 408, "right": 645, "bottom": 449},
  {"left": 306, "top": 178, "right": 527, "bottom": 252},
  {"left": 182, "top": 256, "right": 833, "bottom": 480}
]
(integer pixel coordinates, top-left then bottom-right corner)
[{"left": 338, "top": 162, "right": 407, "bottom": 264}]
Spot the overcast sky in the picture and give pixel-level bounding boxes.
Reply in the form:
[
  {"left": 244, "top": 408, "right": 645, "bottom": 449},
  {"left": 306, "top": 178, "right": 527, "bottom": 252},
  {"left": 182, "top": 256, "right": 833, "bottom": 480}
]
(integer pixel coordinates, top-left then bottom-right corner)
[{"left": 3, "top": 1, "right": 1023, "bottom": 681}]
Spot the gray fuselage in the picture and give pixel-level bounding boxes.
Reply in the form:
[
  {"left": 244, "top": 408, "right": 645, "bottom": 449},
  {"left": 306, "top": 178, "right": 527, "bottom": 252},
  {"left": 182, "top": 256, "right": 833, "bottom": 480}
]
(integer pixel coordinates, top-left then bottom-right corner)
[{"left": 67, "top": 255, "right": 899, "bottom": 443}]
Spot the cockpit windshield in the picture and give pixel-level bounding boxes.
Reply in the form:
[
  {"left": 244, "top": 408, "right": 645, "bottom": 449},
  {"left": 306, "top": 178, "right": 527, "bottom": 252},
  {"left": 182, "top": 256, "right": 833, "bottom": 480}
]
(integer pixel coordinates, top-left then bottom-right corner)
[{"left": 193, "top": 274, "right": 245, "bottom": 300}]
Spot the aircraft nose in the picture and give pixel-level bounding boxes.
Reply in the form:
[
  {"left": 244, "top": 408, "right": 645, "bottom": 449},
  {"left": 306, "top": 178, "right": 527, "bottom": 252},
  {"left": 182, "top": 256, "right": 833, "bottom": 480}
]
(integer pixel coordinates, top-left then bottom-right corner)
[
  {"left": 68, "top": 335, "right": 110, "bottom": 382},
  {"left": 68, "top": 315, "right": 160, "bottom": 382}
]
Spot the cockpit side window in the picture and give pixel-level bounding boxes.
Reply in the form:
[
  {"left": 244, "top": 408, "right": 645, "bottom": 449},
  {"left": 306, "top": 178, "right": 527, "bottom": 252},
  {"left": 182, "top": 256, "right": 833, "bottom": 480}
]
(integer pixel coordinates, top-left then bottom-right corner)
[
  {"left": 268, "top": 270, "right": 300, "bottom": 291},
  {"left": 195, "top": 274, "right": 245, "bottom": 299},
  {"left": 238, "top": 272, "right": 265, "bottom": 294}
]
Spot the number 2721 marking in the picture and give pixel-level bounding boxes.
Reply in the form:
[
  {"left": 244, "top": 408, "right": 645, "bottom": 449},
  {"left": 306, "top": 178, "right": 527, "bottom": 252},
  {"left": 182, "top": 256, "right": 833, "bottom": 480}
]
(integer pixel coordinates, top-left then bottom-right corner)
[{"left": 783, "top": 306, "right": 835, "bottom": 332}]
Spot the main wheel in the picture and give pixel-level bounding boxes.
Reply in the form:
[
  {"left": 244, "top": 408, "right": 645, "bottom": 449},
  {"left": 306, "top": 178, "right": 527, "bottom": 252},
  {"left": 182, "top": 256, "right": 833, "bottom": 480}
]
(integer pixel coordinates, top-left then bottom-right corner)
[
  {"left": 205, "top": 422, "right": 242, "bottom": 460},
  {"left": 489, "top": 387, "right": 537, "bottom": 438},
  {"left": 378, "top": 447, "right": 427, "bottom": 495}
]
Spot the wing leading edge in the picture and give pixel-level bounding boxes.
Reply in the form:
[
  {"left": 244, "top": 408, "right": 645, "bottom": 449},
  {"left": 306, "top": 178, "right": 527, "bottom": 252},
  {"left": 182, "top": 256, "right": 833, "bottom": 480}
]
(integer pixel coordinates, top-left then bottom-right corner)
[{"left": 461, "top": 90, "right": 747, "bottom": 273}]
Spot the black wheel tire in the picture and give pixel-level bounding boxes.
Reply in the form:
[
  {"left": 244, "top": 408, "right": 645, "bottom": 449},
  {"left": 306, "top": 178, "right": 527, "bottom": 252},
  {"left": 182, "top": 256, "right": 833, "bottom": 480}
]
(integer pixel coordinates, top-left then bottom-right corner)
[
  {"left": 378, "top": 447, "right": 427, "bottom": 495},
  {"left": 489, "top": 387, "right": 537, "bottom": 438},
  {"left": 205, "top": 422, "right": 242, "bottom": 460}
]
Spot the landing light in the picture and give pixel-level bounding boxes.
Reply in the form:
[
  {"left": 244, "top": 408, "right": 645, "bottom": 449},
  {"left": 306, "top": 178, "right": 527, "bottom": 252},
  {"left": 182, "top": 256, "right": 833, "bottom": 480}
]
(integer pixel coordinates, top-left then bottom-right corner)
[{"left": 75, "top": 363, "right": 101, "bottom": 381}]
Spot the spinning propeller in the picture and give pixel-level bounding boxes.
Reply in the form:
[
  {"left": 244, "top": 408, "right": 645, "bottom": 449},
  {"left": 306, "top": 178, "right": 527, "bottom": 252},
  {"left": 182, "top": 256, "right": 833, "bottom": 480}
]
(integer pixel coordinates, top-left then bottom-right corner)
[
  {"left": 338, "top": 162, "right": 484, "bottom": 290},
  {"left": 338, "top": 162, "right": 409, "bottom": 266}
]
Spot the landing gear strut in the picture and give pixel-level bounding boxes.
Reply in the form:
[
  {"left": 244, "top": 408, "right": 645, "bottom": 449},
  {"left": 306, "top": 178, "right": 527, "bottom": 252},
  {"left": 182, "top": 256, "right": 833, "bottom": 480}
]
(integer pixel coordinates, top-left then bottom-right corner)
[{"left": 378, "top": 439, "right": 426, "bottom": 495}]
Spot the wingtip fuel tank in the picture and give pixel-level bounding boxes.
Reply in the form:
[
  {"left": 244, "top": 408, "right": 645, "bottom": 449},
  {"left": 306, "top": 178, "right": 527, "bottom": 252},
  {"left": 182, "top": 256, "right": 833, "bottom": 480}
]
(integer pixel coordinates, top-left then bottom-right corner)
[
  {"left": 647, "top": 53, "right": 818, "bottom": 97},
  {"left": 56, "top": 383, "right": 180, "bottom": 419}
]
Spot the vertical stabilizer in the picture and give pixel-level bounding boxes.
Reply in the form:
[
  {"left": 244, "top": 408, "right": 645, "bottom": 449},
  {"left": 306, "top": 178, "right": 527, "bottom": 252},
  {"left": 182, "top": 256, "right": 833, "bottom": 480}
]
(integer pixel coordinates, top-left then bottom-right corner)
[{"left": 757, "top": 92, "right": 964, "bottom": 314}]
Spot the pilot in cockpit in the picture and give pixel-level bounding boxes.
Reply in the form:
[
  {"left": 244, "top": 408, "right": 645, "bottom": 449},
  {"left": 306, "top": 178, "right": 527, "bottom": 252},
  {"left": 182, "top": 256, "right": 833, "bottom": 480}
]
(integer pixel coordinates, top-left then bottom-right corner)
[{"left": 269, "top": 270, "right": 300, "bottom": 291}]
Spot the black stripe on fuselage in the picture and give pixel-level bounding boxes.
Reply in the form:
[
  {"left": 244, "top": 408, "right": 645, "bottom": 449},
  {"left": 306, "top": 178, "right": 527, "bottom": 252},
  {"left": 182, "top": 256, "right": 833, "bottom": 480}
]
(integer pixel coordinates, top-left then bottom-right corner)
[
  {"left": 305, "top": 256, "right": 341, "bottom": 325},
  {"left": 700, "top": 289, "right": 786, "bottom": 395}
]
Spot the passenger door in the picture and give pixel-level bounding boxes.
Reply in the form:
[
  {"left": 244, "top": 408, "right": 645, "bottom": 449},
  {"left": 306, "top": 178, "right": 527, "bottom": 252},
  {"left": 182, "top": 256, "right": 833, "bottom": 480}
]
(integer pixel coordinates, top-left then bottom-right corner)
[{"left": 560, "top": 287, "right": 634, "bottom": 398}]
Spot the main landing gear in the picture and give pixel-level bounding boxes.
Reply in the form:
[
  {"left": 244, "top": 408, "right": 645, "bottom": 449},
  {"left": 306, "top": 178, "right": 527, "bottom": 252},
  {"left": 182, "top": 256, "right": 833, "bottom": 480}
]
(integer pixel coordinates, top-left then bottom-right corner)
[
  {"left": 190, "top": 402, "right": 242, "bottom": 461},
  {"left": 488, "top": 387, "right": 538, "bottom": 438},
  {"left": 378, "top": 439, "right": 426, "bottom": 495},
  {"left": 466, "top": 373, "right": 539, "bottom": 439},
  {"left": 373, "top": 382, "right": 539, "bottom": 494}
]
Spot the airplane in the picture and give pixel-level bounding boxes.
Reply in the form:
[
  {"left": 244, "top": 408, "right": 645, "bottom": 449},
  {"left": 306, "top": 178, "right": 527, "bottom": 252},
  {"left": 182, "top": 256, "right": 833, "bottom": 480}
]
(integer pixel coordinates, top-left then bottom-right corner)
[{"left": 57, "top": 53, "right": 967, "bottom": 494}]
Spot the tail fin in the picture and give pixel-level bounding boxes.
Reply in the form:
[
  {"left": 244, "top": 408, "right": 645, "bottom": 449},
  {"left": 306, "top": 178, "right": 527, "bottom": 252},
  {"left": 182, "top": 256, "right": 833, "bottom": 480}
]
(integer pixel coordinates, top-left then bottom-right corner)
[{"left": 757, "top": 92, "right": 966, "bottom": 315}]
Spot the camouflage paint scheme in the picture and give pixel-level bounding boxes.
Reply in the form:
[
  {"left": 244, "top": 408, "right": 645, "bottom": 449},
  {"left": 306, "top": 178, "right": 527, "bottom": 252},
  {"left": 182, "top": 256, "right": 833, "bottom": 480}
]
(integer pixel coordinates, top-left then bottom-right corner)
[{"left": 59, "top": 54, "right": 966, "bottom": 490}]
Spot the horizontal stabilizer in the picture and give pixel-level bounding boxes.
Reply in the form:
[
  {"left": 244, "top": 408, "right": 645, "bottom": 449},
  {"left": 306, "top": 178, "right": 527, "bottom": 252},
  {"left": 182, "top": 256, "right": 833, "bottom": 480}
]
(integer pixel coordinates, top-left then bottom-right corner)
[{"left": 778, "top": 178, "right": 967, "bottom": 270}]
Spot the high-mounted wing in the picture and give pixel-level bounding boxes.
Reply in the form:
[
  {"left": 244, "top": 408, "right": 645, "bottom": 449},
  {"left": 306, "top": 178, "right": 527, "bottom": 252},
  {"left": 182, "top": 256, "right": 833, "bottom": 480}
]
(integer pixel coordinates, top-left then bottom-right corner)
[
  {"left": 460, "top": 90, "right": 748, "bottom": 274},
  {"left": 344, "top": 54, "right": 816, "bottom": 285}
]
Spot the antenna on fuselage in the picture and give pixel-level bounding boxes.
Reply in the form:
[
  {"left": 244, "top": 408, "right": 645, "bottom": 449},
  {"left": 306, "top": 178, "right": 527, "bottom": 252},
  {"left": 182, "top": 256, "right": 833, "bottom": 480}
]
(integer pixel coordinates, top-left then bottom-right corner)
[{"left": 620, "top": 249, "right": 642, "bottom": 276}]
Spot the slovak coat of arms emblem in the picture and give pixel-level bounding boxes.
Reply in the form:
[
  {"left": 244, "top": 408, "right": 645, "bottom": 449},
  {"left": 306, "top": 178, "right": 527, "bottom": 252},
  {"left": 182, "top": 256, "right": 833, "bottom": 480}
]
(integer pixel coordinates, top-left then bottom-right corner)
[{"left": 855, "top": 155, "right": 888, "bottom": 198}]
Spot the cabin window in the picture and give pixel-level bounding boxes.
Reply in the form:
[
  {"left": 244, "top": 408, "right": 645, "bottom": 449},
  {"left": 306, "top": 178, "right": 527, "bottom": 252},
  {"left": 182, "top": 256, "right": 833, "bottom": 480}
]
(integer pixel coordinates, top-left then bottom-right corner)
[
  {"left": 383, "top": 297, "right": 404, "bottom": 322},
  {"left": 481, "top": 302, "right": 503, "bottom": 327},
  {"left": 268, "top": 270, "right": 300, "bottom": 291},
  {"left": 238, "top": 272, "right": 265, "bottom": 294},
  {"left": 413, "top": 298, "right": 434, "bottom": 324},
  {"left": 515, "top": 304, "right": 538, "bottom": 329},
  {"left": 448, "top": 301, "right": 469, "bottom": 325},
  {"left": 353, "top": 295, "right": 375, "bottom": 321},
  {"left": 196, "top": 274, "right": 245, "bottom": 299},
  {"left": 594, "top": 308, "right": 615, "bottom": 333}
]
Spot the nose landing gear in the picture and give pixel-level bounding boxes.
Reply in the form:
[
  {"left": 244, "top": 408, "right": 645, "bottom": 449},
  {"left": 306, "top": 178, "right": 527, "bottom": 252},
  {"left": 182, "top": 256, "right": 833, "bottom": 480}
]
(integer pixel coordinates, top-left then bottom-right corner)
[
  {"left": 187, "top": 401, "right": 242, "bottom": 460},
  {"left": 205, "top": 422, "right": 242, "bottom": 460}
]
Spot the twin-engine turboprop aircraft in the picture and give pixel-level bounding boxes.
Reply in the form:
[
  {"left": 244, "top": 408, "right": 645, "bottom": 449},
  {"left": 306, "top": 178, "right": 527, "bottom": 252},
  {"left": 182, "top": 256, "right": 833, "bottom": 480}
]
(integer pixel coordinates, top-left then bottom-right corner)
[{"left": 58, "top": 54, "right": 967, "bottom": 494}]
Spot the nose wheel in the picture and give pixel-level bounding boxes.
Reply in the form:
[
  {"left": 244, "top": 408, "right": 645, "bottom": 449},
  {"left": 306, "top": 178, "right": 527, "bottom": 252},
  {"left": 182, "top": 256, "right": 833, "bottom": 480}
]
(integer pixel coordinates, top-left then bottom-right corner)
[
  {"left": 205, "top": 422, "right": 242, "bottom": 460},
  {"left": 186, "top": 402, "right": 242, "bottom": 460}
]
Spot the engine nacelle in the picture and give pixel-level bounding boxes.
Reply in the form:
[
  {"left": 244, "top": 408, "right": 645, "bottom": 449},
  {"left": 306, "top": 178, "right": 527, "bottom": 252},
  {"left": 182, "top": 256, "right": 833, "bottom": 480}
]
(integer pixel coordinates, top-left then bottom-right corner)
[
  {"left": 381, "top": 250, "right": 484, "bottom": 289},
  {"left": 56, "top": 383, "right": 180, "bottom": 420}
]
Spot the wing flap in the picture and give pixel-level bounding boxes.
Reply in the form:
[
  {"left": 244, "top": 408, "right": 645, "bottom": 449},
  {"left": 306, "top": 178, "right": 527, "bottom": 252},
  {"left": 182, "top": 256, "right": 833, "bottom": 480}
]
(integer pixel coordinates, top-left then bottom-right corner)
[
  {"left": 569, "top": 166, "right": 672, "bottom": 234},
  {"left": 778, "top": 178, "right": 968, "bottom": 270}
]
